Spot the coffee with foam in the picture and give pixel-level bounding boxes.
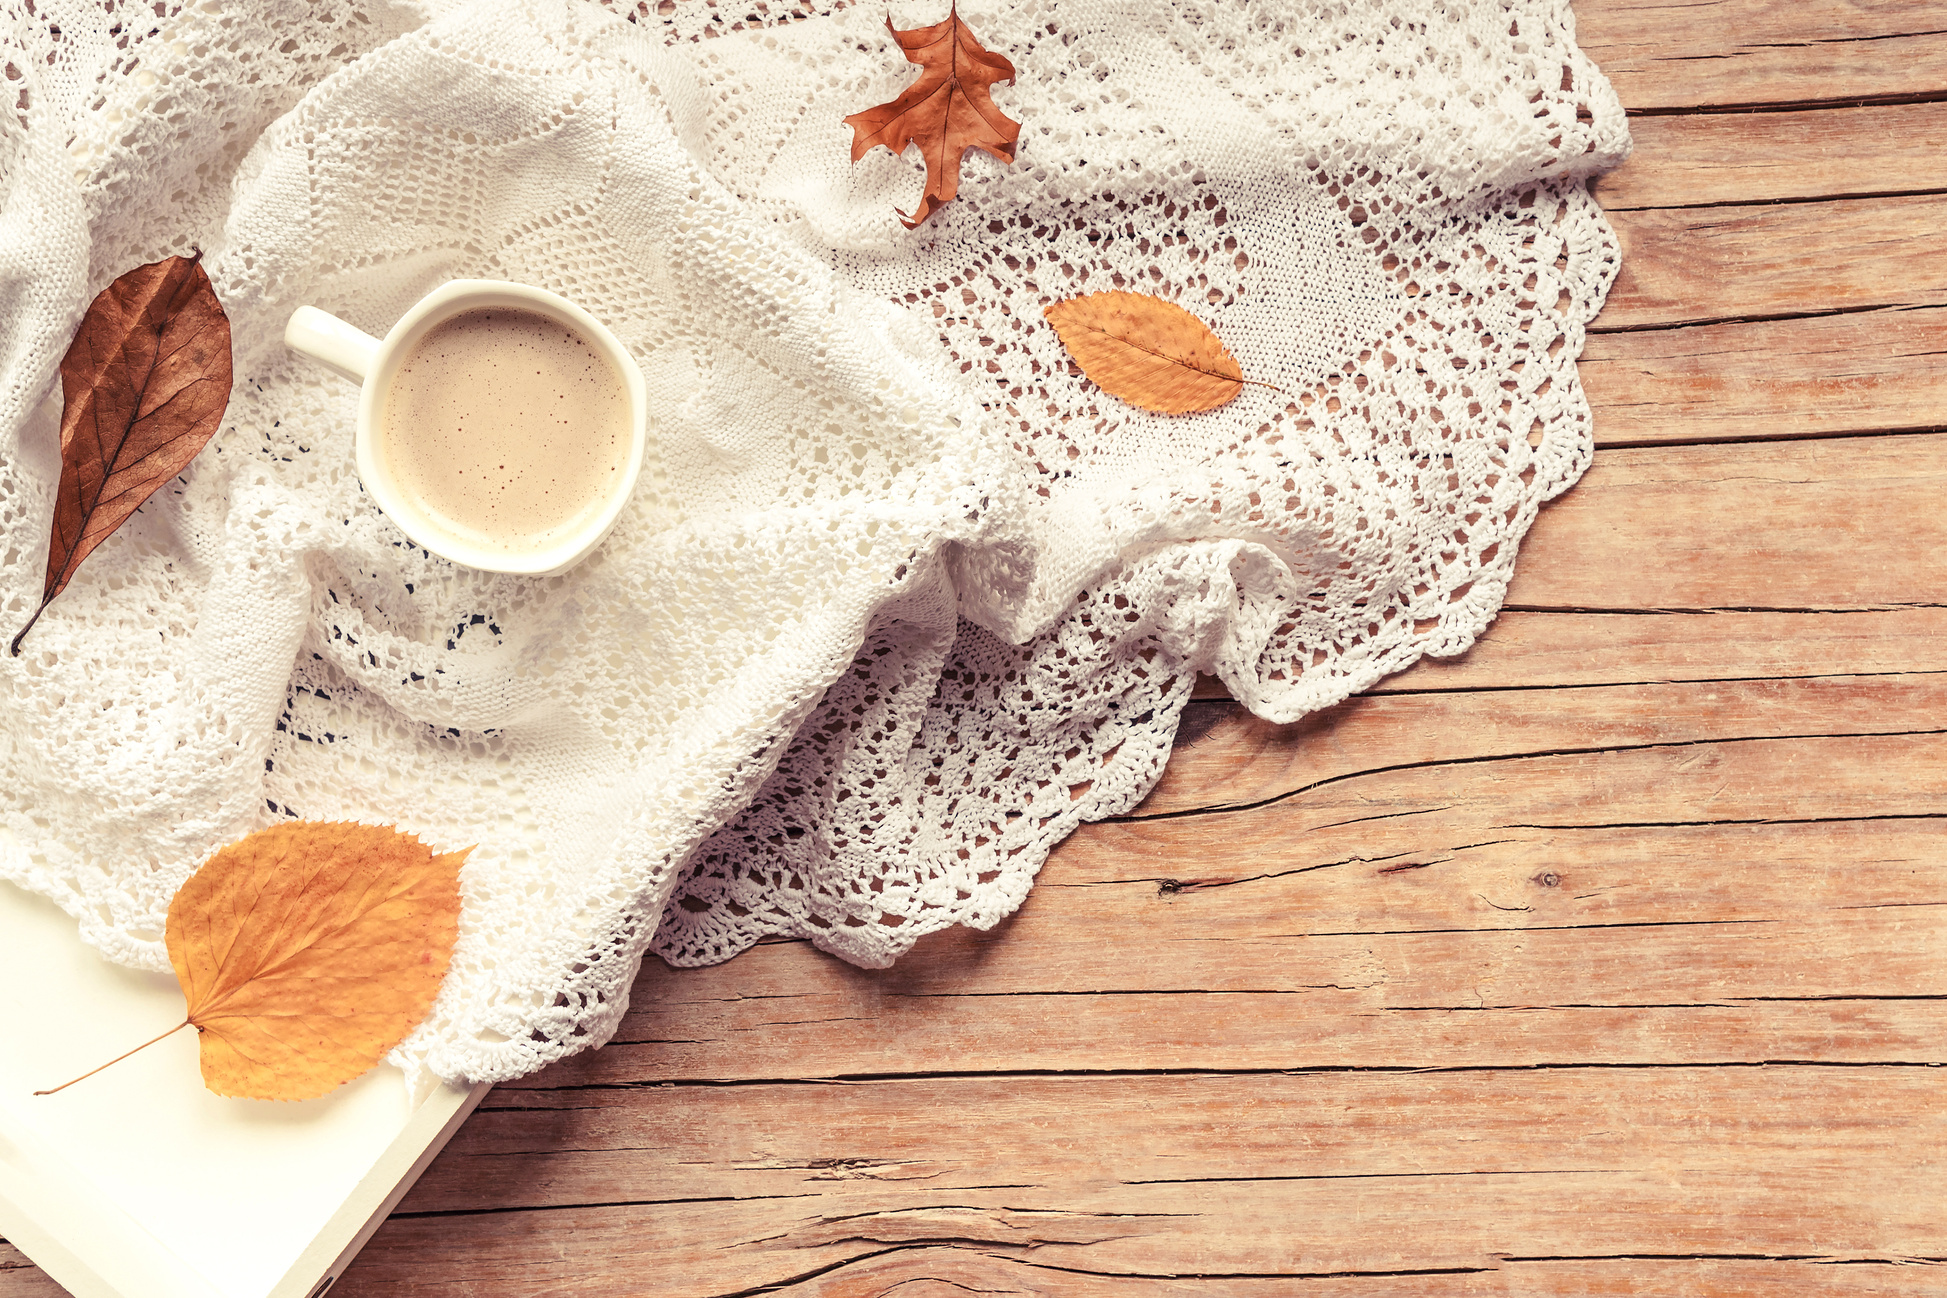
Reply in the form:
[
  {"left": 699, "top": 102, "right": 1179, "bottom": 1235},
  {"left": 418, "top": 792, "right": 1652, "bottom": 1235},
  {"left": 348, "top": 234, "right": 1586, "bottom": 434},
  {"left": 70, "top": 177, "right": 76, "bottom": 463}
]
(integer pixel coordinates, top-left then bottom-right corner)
[{"left": 378, "top": 307, "right": 629, "bottom": 557}]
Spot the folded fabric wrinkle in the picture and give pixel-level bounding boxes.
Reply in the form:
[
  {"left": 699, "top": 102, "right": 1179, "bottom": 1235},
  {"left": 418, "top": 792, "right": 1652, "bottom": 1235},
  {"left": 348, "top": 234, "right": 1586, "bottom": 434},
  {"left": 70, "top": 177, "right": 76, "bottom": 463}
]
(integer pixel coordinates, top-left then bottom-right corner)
[{"left": 0, "top": 0, "right": 1629, "bottom": 1089}]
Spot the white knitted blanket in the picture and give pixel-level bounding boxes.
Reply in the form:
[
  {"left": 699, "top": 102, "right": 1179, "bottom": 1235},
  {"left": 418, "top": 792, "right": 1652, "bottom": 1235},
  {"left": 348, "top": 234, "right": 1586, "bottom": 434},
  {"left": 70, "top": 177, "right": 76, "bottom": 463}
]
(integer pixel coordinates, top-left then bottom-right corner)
[{"left": 0, "top": 0, "right": 1628, "bottom": 1087}]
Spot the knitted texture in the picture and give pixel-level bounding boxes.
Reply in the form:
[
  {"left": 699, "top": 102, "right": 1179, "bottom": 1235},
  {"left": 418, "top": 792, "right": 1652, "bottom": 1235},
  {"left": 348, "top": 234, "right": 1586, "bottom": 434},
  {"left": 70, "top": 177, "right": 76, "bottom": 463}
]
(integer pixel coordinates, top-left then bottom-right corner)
[{"left": 0, "top": 0, "right": 1628, "bottom": 1086}]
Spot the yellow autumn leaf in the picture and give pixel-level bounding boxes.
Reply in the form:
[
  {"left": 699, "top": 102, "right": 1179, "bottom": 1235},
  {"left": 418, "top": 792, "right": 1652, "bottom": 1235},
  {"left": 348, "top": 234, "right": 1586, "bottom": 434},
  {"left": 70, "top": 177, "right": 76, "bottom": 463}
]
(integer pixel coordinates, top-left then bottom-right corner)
[
  {"left": 39, "top": 821, "right": 467, "bottom": 1101},
  {"left": 1043, "top": 289, "right": 1271, "bottom": 415}
]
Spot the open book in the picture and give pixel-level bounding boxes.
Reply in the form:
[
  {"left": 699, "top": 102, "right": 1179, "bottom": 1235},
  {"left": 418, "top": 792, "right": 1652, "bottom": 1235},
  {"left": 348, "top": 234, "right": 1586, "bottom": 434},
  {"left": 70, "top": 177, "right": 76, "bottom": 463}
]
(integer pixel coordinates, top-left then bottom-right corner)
[{"left": 0, "top": 880, "right": 486, "bottom": 1298}]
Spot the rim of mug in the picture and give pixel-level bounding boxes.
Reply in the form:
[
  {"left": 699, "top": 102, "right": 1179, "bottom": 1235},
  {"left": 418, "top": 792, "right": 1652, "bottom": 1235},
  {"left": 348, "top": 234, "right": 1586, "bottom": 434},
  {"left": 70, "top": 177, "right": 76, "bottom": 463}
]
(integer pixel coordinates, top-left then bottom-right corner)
[{"left": 354, "top": 279, "right": 649, "bottom": 577}]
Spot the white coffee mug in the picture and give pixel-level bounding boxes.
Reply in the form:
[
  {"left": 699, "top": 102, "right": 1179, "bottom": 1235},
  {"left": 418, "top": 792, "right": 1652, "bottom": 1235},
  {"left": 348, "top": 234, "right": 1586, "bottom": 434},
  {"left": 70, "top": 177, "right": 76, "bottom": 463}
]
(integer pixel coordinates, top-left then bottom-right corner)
[{"left": 284, "top": 279, "right": 647, "bottom": 576}]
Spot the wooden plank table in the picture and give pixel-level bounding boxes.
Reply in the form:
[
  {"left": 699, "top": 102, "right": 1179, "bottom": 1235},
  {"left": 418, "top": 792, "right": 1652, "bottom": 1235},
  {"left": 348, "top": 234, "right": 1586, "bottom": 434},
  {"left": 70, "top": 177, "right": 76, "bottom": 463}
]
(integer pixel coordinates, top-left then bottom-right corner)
[{"left": 7, "top": 0, "right": 1945, "bottom": 1293}]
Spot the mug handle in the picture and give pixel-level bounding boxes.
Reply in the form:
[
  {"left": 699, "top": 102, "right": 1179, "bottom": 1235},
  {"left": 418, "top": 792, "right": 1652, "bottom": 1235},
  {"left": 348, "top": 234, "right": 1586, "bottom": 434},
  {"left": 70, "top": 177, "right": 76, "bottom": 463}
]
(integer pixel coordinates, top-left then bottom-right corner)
[{"left": 285, "top": 306, "right": 381, "bottom": 384}]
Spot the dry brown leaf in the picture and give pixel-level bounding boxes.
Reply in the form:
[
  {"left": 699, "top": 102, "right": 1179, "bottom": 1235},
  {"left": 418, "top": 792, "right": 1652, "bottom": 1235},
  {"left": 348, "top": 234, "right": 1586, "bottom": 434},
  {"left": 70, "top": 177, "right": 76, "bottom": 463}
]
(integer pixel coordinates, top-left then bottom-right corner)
[
  {"left": 12, "top": 253, "right": 232, "bottom": 656},
  {"left": 843, "top": 3, "right": 1021, "bottom": 229},
  {"left": 38, "top": 822, "right": 467, "bottom": 1101},
  {"left": 1042, "top": 290, "right": 1274, "bottom": 415}
]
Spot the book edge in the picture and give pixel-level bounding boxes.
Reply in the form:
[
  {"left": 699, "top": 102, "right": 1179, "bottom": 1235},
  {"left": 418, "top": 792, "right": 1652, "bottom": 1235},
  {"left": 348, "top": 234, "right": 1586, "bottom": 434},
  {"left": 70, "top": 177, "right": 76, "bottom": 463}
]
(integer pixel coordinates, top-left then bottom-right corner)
[{"left": 269, "top": 1079, "right": 490, "bottom": 1298}]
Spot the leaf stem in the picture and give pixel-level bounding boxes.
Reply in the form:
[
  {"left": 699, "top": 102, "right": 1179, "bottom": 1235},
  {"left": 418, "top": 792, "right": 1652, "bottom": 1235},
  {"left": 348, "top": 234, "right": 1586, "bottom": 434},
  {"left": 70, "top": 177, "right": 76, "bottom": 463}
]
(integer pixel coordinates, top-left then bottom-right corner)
[
  {"left": 35, "top": 1020, "right": 192, "bottom": 1096},
  {"left": 9, "top": 598, "right": 49, "bottom": 657},
  {"left": 1238, "top": 376, "right": 1287, "bottom": 394}
]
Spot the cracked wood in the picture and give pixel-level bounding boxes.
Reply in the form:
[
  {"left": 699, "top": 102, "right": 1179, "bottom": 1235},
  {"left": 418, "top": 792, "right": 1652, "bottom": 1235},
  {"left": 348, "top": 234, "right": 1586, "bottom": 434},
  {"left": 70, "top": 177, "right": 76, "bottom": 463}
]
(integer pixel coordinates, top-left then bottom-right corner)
[
  {"left": 477, "top": 755, "right": 1946, "bottom": 1083},
  {"left": 359, "top": 1069, "right": 1944, "bottom": 1292}
]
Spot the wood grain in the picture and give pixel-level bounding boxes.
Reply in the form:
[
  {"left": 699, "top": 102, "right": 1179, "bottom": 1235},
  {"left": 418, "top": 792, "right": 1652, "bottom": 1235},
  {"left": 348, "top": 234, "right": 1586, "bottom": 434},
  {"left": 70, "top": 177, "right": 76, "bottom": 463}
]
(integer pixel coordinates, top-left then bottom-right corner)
[
  {"left": 1600, "top": 195, "right": 1947, "bottom": 330},
  {"left": 462, "top": 732, "right": 1947, "bottom": 1082},
  {"left": 1146, "top": 676, "right": 1947, "bottom": 812},
  {"left": 355, "top": 1069, "right": 1945, "bottom": 1294},
  {"left": 1596, "top": 104, "right": 1947, "bottom": 210},
  {"left": 1196, "top": 609, "right": 1947, "bottom": 694},
  {"left": 456, "top": 1070, "right": 1947, "bottom": 1218},
  {"left": 1576, "top": 106, "right": 1947, "bottom": 446},
  {"left": 1577, "top": 0, "right": 1947, "bottom": 111},
  {"left": 1371, "top": 607, "right": 1947, "bottom": 691},
  {"left": 0, "top": 1248, "right": 60, "bottom": 1298},
  {"left": 1580, "top": 307, "right": 1947, "bottom": 446},
  {"left": 1511, "top": 432, "right": 1947, "bottom": 609},
  {"left": 720, "top": 1253, "right": 1947, "bottom": 1297}
]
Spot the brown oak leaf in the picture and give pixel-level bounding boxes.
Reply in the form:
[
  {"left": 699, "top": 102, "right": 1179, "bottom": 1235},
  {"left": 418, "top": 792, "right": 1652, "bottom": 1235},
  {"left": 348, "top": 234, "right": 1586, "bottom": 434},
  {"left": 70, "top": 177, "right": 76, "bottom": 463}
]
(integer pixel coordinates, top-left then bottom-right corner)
[
  {"left": 12, "top": 253, "right": 232, "bottom": 656},
  {"left": 1043, "top": 290, "right": 1280, "bottom": 415},
  {"left": 844, "top": 3, "right": 1022, "bottom": 229},
  {"left": 38, "top": 822, "right": 468, "bottom": 1102}
]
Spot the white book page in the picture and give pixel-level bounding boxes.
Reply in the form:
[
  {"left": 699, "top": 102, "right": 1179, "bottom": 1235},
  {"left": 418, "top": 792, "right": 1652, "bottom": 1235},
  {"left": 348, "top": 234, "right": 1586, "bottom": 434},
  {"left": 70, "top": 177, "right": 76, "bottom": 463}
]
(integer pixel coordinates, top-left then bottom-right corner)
[{"left": 0, "top": 877, "right": 470, "bottom": 1298}]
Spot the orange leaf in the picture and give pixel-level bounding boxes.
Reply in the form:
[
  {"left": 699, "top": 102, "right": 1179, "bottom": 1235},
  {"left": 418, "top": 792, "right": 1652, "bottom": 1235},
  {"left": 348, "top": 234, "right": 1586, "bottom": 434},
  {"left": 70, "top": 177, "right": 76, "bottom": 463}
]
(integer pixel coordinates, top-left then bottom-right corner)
[
  {"left": 13, "top": 254, "right": 232, "bottom": 656},
  {"left": 166, "top": 822, "right": 467, "bottom": 1100},
  {"left": 843, "top": 3, "right": 1021, "bottom": 229},
  {"left": 1043, "top": 290, "right": 1264, "bottom": 415}
]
